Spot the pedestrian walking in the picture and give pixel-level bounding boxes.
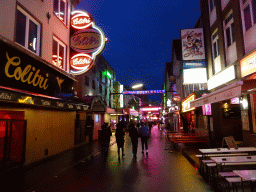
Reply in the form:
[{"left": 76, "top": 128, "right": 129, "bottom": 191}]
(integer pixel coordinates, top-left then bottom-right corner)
[
  {"left": 138, "top": 122, "right": 150, "bottom": 155},
  {"left": 99, "top": 122, "right": 112, "bottom": 159},
  {"left": 128, "top": 121, "right": 139, "bottom": 158},
  {"left": 115, "top": 121, "right": 125, "bottom": 158}
]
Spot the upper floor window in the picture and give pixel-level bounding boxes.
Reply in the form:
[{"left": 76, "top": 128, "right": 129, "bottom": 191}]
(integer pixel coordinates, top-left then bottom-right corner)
[
  {"left": 241, "top": 0, "right": 256, "bottom": 31},
  {"left": 54, "top": 0, "right": 68, "bottom": 25},
  {"left": 211, "top": 30, "right": 221, "bottom": 74},
  {"left": 92, "top": 80, "right": 96, "bottom": 89},
  {"left": 224, "top": 12, "right": 236, "bottom": 48},
  {"left": 212, "top": 31, "right": 219, "bottom": 59},
  {"left": 209, "top": 0, "right": 216, "bottom": 12},
  {"left": 15, "top": 6, "right": 41, "bottom": 55},
  {"left": 52, "top": 36, "right": 66, "bottom": 70},
  {"left": 84, "top": 75, "right": 89, "bottom": 86}
]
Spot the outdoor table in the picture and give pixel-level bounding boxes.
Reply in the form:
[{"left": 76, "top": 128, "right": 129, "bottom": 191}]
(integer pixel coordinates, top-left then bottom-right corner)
[
  {"left": 198, "top": 147, "right": 256, "bottom": 174},
  {"left": 211, "top": 156, "right": 256, "bottom": 184},
  {"left": 199, "top": 147, "right": 256, "bottom": 160},
  {"left": 233, "top": 170, "right": 256, "bottom": 191}
]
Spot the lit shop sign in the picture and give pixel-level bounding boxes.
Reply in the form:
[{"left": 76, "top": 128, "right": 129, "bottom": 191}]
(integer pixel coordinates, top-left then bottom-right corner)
[
  {"left": 241, "top": 50, "right": 256, "bottom": 77},
  {"left": 183, "top": 61, "right": 206, "bottom": 68},
  {"left": 183, "top": 68, "right": 207, "bottom": 84},
  {"left": 0, "top": 39, "right": 74, "bottom": 97},
  {"left": 207, "top": 65, "right": 235, "bottom": 90},
  {"left": 70, "top": 10, "right": 106, "bottom": 75},
  {"left": 173, "top": 94, "right": 181, "bottom": 101},
  {"left": 123, "top": 90, "right": 165, "bottom": 95},
  {"left": 120, "top": 84, "right": 124, "bottom": 108},
  {"left": 182, "top": 94, "right": 196, "bottom": 112}
]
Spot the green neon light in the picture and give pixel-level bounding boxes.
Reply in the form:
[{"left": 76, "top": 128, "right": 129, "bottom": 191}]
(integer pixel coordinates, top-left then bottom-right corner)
[{"left": 103, "top": 70, "right": 112, "bottom": 78}]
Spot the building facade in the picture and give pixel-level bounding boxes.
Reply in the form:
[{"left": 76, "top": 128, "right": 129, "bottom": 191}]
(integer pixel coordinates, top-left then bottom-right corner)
[
  {"left": 0, "top": 0, "right": 89, "bottom": 170},
  {"left": 190, "top": 0, "right": 256, "bottom": 147}
]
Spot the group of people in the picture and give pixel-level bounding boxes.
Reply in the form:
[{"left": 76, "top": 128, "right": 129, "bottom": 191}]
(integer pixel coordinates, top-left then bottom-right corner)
[{"left": 99, "top": 121, "right": 152, "bottom": 159}]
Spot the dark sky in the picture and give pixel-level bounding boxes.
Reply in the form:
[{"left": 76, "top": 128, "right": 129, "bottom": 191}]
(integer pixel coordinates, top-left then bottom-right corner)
[{"left": 76, "top": 0, "right": 201, "bottom": 103}]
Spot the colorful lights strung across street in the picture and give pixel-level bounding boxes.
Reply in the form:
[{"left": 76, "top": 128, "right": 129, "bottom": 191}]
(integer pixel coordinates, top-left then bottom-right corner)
[
  {"left": 70, "top": 10, "right": 106, "bottom": 75},
  {"left": 123, "top": 90, "right": 165, "bottom": 95}
]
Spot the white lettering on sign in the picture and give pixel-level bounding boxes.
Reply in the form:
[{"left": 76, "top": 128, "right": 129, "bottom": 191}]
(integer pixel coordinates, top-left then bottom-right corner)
[
  {"left": 0, "top": 93, "right": 12, "bottom": 100},
  {"left": 41, "top": 100, "right": 51, "bottom": 106},
  {"left": 57, "top": 102, "right": 64, "bottom": 107},
  {"left": 67, "top": 104, "right": 73, "bottom": 109}
]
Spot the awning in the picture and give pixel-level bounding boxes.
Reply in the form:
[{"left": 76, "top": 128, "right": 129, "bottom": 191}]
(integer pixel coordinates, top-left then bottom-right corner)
[{"left": 190, "top": 81, "right": 243, "bottom": 108}]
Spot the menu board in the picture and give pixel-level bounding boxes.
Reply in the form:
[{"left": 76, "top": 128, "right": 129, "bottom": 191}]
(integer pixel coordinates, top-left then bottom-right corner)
[{"left": 223, "top": 136, "right": 238, "bottom": 149}]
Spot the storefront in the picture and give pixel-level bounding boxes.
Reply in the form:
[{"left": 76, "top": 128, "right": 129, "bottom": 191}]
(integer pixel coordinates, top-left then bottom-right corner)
[
  {"left": 190, "top": 81, "right": 244, "bottom": 147},
  {"left": 0, "top": 37, "right": 88, "bottom": 169},
  {"left": 240, "top": 50, "right": 256, "bottom": 146}
]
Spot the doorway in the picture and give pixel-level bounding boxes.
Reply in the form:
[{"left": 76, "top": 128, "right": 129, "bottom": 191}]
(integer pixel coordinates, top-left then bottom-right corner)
[{"left": 0, "top": 111, "right": 26, "bottom": 169}]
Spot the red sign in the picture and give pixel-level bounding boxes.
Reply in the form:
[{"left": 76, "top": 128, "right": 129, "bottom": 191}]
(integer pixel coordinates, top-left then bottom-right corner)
[
  {"left": 70, "top": 53, "right": 92, "bottom": 71},
  {"left": 71, "top": 11, "right": 92, "bottom": 29},
  {"left": 70, "top": 10, "right": 105, "bottom": 75}
]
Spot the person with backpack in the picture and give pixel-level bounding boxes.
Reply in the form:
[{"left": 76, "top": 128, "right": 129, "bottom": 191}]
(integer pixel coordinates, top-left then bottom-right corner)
[{"left": 138, "top": 122, "right": 150, "bottom": 155}]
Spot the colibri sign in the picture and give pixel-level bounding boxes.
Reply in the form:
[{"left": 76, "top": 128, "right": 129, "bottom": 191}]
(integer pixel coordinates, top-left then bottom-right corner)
[{"left": 70, "top": 10, "right": 106, "bottom": 75}]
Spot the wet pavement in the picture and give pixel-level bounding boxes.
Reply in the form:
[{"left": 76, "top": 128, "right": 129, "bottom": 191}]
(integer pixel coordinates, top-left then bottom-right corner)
[{"left": 0, "top": 126, "right": 214, "bottom": 192}]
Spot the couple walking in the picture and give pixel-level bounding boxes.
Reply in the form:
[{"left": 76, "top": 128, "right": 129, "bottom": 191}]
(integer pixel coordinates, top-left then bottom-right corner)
[{"left": 129, "top": 121, "right": 150, "bottom": 158}]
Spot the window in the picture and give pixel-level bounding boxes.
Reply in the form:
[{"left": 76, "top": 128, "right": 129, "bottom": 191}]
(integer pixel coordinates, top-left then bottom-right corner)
[
  {"left": 54, "top": 0, "right": 67, "bottom": 24},
  {"left": 52, "top": 37, "right": 66, "bottom": 70},
  {"left": 15, "top": 6, "right": 41, "bottom": 55},
  {"left": 224, "top": 12, "right": 236, "bottom": 48},
  {"left": 212, "top": 31, "right": 219, "bottom": 59},
  {"left": 92, "top": 80, "right": 95, "bottom": 89},
  {"left": 84, "top": 76, "right": 89, "bottom": 86},
  {"left": 209, "top": 0, "right": 216, "bottom": 12},
  {"left": 241, "top": 0, "right": 256, "bottom": 31},
  {"left": 211, "top": 30, "right": 221, "bottom": 74},
  {"left": 99, "top": 84, "right": 102, "bottom": 93}
]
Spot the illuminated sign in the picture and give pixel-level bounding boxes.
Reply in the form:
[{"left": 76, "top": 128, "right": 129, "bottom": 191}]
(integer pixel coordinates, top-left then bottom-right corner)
[
  {"left": 123, "top": 90, "right": 165, "bottom": 95},
  {"left": 173, "top": 94, "right": 181, "bottom": 101},
  {"left": 140, "top": 107, "right": 161, "bottom": 111},
  {"left": 231, "top": 97, "right": 239, "bottom": 104},
  {"left": 183, "top": 68, "right": 207, "bottom": 84},
  {"left": 70, "top": 10, "right": 106, "bottom": 75},
  {"left": 182, "top": 94, "right": 195, "bottom": 112},
  {"left": 183, "top": 61, "right": 206, "bottom": 68},
  {"left": 241, "top": 50, "right": 256, "bottom": 77},
  {"left": 207, "top": 65, "right": 235, "bottom": 90},
  {"left": 70, "top": 53, "right": 92, "bottom": 71},
  {"left": 70, "top": 10, "right": 92, "bottom": 29},
  {"left": 120, "top": 84, "right": 123, "bottom": 108},
  {"left": 103, "top": 70, "right": 112, "bottom": 78},
  {"left": 202, "top": 104, "right": 211, "bottom": 115}
]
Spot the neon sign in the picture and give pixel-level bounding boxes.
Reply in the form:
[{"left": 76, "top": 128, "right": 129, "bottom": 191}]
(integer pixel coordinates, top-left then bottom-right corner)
[
  {"left": 70, "top": 10, "right": 106, "bottom": 75},
  {"left": 70, "top": 53, "right": 92, "bottom": 71},
  {"left": 71, "top": 10, "right": 92, "bottom": 29}
]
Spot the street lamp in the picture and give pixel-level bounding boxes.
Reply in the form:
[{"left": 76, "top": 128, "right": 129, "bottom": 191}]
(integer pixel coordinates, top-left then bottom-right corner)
[{"left": 132, "top": 83, "right": 143, "bottom": 89}]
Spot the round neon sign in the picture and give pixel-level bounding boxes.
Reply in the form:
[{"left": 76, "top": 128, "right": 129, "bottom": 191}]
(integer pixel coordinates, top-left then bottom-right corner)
[{"left": 70, "top": 10, "right": 106, "bottom": 75}]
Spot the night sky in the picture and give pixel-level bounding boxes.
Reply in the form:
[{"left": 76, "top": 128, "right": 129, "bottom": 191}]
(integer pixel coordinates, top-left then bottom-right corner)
[{"left": 76, "top": 0, "right": 201, "bottom": 103}]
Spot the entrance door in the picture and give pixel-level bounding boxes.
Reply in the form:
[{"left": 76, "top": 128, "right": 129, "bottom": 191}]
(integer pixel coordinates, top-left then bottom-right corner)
[
  {"left": 0, "top": 111, "right": 26, "bottom": 169},
  {"left": 94, "top": 113, "right": 104, "bottom": 140}
]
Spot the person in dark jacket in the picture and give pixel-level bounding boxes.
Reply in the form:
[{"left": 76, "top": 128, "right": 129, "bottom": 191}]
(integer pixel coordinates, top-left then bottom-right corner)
[
  {"left": 138, "top": 122, "right": 150, "bottom": 155},
  {"left": 128, "top": 121, "right": 139, "bottom": 158},
  {"left": 99, "top": 122, "right": 112, "bottom": 159},
  {"left": 115, "top": 121, "right": 125, "bottom": 158}
]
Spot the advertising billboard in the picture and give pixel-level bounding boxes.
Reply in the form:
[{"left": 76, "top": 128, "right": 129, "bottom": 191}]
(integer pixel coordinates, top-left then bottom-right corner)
[{"left": 181, "top": 28, "right": 205, "bottom": 61}]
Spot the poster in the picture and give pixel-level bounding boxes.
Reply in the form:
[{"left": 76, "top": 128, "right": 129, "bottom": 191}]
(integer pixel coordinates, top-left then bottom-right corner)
[{"left": 181, "top": 28, "right": 205, "bottom": 61}]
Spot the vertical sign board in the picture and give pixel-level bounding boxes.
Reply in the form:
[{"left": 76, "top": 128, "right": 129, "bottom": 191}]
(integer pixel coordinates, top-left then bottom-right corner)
[
  {"left": 181, "top": 28, "right": 205, "bottom": 61},
  {"left": 70, "top": 10, "right": 106, "bottom": 75}
]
